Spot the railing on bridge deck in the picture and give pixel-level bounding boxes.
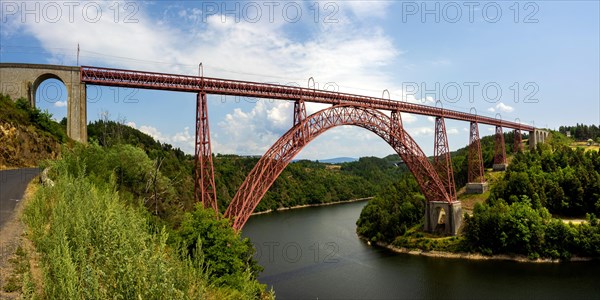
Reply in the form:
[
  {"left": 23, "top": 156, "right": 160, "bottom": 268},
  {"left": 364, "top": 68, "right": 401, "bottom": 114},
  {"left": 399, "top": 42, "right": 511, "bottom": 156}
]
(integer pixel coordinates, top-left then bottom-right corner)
[{"left": 80, "top": 66, "right": 534, "bottom": 132}]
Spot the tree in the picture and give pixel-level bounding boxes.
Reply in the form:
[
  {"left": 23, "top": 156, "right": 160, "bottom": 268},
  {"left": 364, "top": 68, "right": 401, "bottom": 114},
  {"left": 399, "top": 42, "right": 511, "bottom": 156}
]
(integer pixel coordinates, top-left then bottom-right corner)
[{"left": 177, "top": 206, "right": 262, "bottom": 291}]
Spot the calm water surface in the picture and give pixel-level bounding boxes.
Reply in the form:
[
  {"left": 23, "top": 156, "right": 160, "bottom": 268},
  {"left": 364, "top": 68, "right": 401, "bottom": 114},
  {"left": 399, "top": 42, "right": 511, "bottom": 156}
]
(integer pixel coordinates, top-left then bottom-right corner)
[{"left": 242, "top": 201, "right": 600, "bottom": 300}]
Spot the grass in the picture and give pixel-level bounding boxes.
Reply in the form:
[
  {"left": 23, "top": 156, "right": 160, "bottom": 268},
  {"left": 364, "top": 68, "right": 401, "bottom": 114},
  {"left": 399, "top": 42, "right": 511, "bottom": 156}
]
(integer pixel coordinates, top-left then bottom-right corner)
[
  {"left": 24, "top": 168, "right": 206, "bottom": 299},
  {"left": 21, "top": 157, "right": 272, "bottom": 299},
  {"left": 456, "top": 167, "right": 503, "bottom": 214},
  {"left": 392, "top": 224, "right": 467, "bottom": 252},
  {"left": 570, "top": 141, "right": 600, "bottom": 152},
  {"left": 2, "top": 246, "right": 29, "bottom": 293}
]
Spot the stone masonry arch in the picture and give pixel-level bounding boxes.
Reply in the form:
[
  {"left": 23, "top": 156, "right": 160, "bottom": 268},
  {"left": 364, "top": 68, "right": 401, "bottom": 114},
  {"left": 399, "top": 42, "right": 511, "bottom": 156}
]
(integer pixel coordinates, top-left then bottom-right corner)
[{"left": 0, "top": 63, "right": 86, "bottom": 142}]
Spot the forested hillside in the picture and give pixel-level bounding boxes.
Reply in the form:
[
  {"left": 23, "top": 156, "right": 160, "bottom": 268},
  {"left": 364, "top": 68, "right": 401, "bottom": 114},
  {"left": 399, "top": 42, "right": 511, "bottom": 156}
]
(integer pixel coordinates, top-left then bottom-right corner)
[
  {"left": 463, "top": 133, "right": 600, "bottom": 259},
  {"left": 356, "top": 132, "right": 517, "bottom": 243},
  {"left": 559, "top": 124, "right": 600, "bottom": 141},
  {"left": 357, "top": 129, "right": 600, "bottom": 260},
  {"left": 87, "top": 120, "right": 410, "bottom": 215}
]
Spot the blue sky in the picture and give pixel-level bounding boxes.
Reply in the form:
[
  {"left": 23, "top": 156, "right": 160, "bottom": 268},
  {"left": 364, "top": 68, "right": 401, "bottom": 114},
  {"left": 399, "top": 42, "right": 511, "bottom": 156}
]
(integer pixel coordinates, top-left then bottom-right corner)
[{"left": 1, "top": 1, "right": 598, "bottom": 159}]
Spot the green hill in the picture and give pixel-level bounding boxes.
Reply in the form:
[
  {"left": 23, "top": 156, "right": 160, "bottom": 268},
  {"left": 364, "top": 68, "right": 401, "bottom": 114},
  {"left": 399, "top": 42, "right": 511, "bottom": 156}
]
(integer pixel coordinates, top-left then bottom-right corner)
[{"left": 357, "top": 130, "right": 600, "bottom": 261}]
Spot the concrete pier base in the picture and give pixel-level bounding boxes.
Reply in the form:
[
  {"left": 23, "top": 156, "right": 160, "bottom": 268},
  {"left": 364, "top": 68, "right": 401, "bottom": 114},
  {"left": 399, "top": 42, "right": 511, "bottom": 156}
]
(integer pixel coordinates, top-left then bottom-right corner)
[
  {"left": 493, "top": 163, "right": 507, "bottom": 171},
  {"left": 466, "top": 182, "right": 489, "bottom": 194},
  {"left": 424, "top": 201, "right": 463, "bottom": 236}
]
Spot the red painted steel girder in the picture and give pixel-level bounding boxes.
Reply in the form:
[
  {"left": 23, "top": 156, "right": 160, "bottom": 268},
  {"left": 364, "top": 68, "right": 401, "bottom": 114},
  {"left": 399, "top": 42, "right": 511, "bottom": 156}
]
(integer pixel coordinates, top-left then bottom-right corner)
[
  {"left": 514, "top": 129, "right": 523, "bottom": 153},
  {"left": 194, "top": 93, "right": 218, "bottom": 212},
  {"left": 468, "top": 121, "right": 485, "bottom": 183},
  {"left": 391, "top": 111, "right": 403, "bottom": 138},
  {"left": 494, "top": 125, "right": 507, "bottom": 165},
  {"left": 292, "top": 98, "right": 307, "bottom": 147},
  {"left": 224, "top": 105, "right": 451, "bottom": 231},
  {"left": 433, "top": 117, "right": 457, "bottom": 201},
  {"left": 80, "top": 66, "right": 534, "bottom": 131}
]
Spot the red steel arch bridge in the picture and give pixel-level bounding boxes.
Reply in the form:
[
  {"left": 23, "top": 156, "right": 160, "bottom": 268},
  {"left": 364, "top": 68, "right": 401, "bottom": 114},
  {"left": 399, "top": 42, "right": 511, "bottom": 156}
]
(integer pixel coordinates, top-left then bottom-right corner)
[{"left": 79, "top": 65, "right": 539, "bottom": 235}]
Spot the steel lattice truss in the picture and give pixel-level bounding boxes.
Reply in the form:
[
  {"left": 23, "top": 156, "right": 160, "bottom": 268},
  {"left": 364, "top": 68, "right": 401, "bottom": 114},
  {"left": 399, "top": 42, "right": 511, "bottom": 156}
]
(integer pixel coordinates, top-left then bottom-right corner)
[
  {"left": 514, "top": 129, "right": 523, "bottom": 152},
  {"left": 224, "top": 105, "right": 451, "bottom": 231},
  {"left": 78, "top": 65, "right": 540, "bottom": 231},
  {"left": 494, "top": 126, "right": 507, "bottom": 165},
  {"left": 194, "top": 93, "right": 218, "bottom": 212},
  {"left": 433, "top": 117, "right": 457, "bottom": 201},
  {"left": 80, "top": 66, "right": 534, "bottom": 131},
  {"left": 468, "top": 121, "right": 485, "bottom": 183}
]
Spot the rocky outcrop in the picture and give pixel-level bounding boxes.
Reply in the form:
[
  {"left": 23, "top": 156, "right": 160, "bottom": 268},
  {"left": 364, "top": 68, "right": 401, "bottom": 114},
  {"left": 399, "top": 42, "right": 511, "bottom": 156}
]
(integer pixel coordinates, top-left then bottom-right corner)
[{"left": 0, "top": 122, "right": 60, "bottom": 169}]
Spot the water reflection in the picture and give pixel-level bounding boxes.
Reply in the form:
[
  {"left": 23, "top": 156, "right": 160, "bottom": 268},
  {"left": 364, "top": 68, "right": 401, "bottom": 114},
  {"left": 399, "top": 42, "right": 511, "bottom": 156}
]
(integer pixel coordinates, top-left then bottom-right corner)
[{"left": 242, "top": 201, "right": 600, "bottom": 299}]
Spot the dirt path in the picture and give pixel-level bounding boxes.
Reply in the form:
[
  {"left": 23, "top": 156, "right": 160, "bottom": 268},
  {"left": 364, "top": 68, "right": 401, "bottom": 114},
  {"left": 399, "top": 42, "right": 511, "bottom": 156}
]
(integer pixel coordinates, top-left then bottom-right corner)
[
  {"left": 0, "top": 168, "right": 40, "bottom": 228},
  {"left": 0, "top": 182, "right": 38, "bottom": 299}
]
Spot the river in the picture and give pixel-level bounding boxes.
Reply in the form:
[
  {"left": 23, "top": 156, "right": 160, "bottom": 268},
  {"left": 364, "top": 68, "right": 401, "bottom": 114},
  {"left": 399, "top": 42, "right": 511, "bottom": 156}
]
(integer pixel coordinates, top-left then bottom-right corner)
[{"left": 242, "top": 201, "right": 600, "bottom": 299}]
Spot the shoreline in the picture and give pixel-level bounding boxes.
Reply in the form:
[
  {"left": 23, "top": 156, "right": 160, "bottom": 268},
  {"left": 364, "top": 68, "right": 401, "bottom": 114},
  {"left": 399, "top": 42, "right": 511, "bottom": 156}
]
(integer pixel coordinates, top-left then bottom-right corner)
[
  {"left": 250, "top": 197, "right": 373, "bottom": 216},
  {"left": 359, "top": 237, "right": 593, "bottom": 263}
]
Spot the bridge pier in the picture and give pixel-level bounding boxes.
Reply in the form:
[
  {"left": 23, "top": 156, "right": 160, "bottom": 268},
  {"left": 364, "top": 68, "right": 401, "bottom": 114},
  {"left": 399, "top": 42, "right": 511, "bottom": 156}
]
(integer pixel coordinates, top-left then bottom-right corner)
[
  {"left": 0, "top": 63, "right": 87, "bottom": 143},
  {"left": 466, "top": 182, "right": 489, "bottom": 194},
  {"left": 433, "top": 116, "right": 457, "bottom": 200},
  {"left": 466, "top": 121, "right": 488, "bottom": 194},
  {"left": 493, "top": 125, "right": 507, "bottom": 171},
  {"left": 514, "top": 129, "right": 523, "bottom": 153},
  {"left": 424, "top": 201, "right": 462, "bottom": 236},
  {"left": 529, "top": 129, "right": 549, "bottom": 150}
]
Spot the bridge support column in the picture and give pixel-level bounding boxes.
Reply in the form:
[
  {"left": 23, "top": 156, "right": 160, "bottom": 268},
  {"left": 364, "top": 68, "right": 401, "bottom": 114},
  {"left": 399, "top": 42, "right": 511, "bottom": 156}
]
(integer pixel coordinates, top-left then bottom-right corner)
[
  {"left": 194, "top": 92, "right": 218, "bottom": 213},
  {"left": 493, "top": 125, "right": 507, "bottom": 171},
  {"left": 424, "top": 201, "right": 462, "bottom": 235},
  {"left": 514, "top": 129, "right": 523, "bottom": 153},
  {"left": 433, "top": 116, "right": 456, "bottom": 200},
  {"left": 529, "top": 129, "right": 548, "bottom": 150},
  {"left": 467, "top": 121, "right": 488, "bottom": 194},
  {"left": 67, "top": 81, "right": 87, "bottom": 143},
  {"left": 529, "top": 130, "right": 536, "bottom": 150},
  {"left": 293, "top": 98, "right": 307, "bottom": 146}
]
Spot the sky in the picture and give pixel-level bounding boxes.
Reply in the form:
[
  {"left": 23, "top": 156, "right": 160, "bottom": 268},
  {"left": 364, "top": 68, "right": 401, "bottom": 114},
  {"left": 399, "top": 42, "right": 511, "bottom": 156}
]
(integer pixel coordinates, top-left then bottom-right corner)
[{"left": 1, "top": 0, "right": 598, "bottom": 159}]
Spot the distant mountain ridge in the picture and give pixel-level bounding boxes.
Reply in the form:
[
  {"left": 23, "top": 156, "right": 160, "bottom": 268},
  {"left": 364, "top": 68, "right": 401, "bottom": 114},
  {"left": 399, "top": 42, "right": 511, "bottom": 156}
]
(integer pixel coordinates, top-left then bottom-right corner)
[{"left": 316, "top": 157, "right": 358, "bottom": 164}]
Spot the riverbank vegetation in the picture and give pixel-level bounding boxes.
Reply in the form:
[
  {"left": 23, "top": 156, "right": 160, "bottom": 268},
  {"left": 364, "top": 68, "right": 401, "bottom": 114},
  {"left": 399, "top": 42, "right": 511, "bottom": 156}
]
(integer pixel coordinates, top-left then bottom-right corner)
[
  {"left": 22, "top": 144, "right": 272, "bottom": 299},
  {"left": 463, "top": 135, "right": 600, "bottom": 260},
  {"left": 357, "top": 130, "right": 600, "bottom": 261}
]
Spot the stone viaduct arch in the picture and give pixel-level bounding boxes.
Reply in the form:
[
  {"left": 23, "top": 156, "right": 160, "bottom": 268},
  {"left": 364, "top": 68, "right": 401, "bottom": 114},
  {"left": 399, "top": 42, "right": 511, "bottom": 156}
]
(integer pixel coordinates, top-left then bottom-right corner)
[
  {"left": 0, "top": 63, "right": 87, "bottom": 142},
  {"left": 530, "top": 129, "right": 549, "bottom": 149},
  {"left": 224, "top": 105, "right": 461, "bottom": 233}
]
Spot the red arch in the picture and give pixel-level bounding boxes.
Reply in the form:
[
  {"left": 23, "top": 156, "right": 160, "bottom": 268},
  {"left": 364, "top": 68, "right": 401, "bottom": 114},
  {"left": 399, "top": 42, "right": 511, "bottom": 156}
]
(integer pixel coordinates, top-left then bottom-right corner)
[{"left": 224, "top": 105, "right": 451, "bottom": 231}]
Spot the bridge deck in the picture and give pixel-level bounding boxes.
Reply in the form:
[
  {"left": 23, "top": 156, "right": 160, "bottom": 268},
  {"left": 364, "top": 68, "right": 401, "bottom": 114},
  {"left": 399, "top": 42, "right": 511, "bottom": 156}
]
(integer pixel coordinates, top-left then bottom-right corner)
[{"left": 79, "top": 65, "right": 534, "bottom": 131}]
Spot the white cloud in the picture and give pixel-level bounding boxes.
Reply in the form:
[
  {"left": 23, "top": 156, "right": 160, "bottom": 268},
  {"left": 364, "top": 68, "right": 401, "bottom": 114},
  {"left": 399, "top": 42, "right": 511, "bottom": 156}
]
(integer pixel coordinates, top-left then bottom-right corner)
[
  {"left": 216, "top": 100, "right": 293, "bottom": 155},
  {"left": 427, "top": 116, "right": 435, "bottom": 122},
  {"left": 406, "top": 126, "right": 434, "bottom": 137},
  {"left": 139, "top": 125, "right": 169, "bottom": 142},
  {"left": 7, "top": 2, "right": 425, "bottom": 158},
  {"left": 488, "top": 102, "right": 515, "bottom": 114},
  {"left": 345, "top": 1, "right": 392, "bottom": 18},
  {"left": 136, "top": 125, "right": 195, "bottom": 153},
  {"left": 448, "top": 128, "right": 459, "bottom": 135},
  {"left": 401, "top": 113, "right": 418, "bottom": 124},
  {"left": 54, "top": 101, "right": 67, "bottom": 107}
]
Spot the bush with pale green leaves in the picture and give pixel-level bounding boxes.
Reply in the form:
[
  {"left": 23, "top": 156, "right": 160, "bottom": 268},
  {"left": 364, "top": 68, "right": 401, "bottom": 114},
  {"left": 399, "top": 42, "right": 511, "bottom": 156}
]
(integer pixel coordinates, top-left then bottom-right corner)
[{"left": 23, "top": 145, "right": 273, "bottom": 299}]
